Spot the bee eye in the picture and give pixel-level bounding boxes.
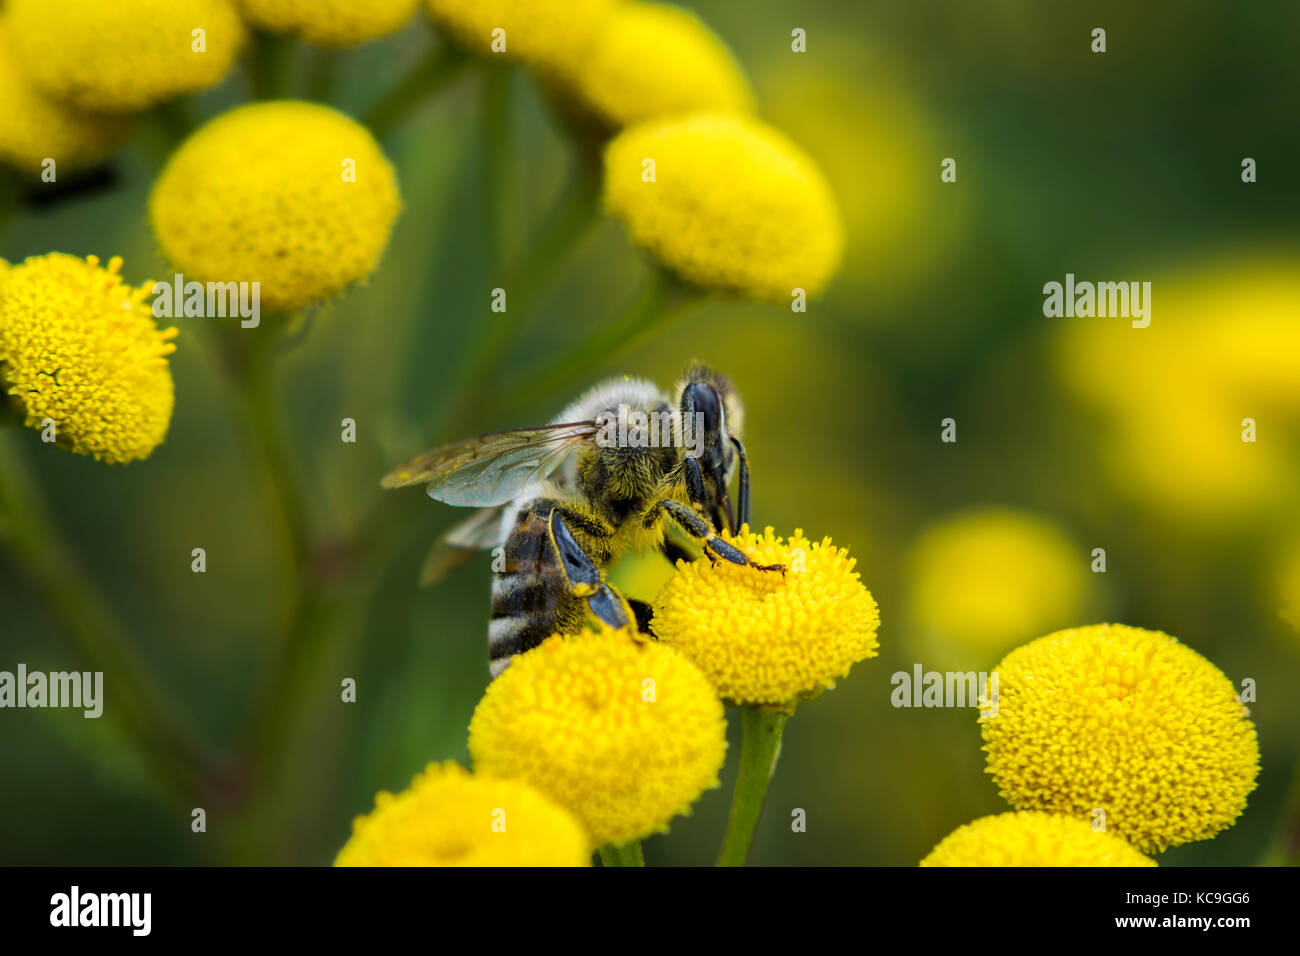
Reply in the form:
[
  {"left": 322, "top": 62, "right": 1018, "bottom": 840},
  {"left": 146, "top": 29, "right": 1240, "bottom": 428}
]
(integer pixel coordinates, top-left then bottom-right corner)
[{"left": 683, "top": 382, "right": 722, "bottom": 436}]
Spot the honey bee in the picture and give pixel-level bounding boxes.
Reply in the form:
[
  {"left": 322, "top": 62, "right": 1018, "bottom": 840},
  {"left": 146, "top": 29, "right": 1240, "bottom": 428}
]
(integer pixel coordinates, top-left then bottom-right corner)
[{"left": 381, "top": 366, "right": 782, "bottom": 676}]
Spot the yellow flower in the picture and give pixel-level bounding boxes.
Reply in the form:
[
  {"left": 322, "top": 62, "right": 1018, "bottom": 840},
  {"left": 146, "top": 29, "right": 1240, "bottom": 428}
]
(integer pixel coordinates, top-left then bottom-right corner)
[
  {"left": 603, "top": 114, "right": 843, "bottom": 300},
  {"left": 652, "top": 527, "right": 880, "bottom": 711},
  {"left": 7, "top": 0, "right": 244, "bottom": 113},
  {"left": 0, "top": 21, "right": 129, "bottom": 174},
  {"left": 562, "top": 3, "right": 754, "bottom": 129},
  {"left": 424, "top": 0, "right": 617, "bottom": 69},
  {"left": 150, "top": 101, "right": 401, "bottom": 312},
  {"left": 335, "top": 762, "right": 589, "bottom": 866},
  {"left": 921, "top": 811, "right": 1156, "bottom": 867},
  {"left": 982, "top": 624, "right": 1260, "bottom": 853},
  {"left": 0, "top": 254, "right": 177, "bottom": 463},
  {"left": 906, "top": 508, "right": 1087, "bottom": 658},
  {"left": 237, "top": 0, "right": 418, "bottom": 47},
  {"left": 468, "top": 626, "right": 726, "bottom": 848}
]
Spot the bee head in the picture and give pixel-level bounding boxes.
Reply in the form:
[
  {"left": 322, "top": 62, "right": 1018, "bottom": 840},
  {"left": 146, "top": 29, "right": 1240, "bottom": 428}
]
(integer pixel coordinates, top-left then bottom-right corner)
[{"left": 676, "top": 366, "right": 744, "bottom": 525}]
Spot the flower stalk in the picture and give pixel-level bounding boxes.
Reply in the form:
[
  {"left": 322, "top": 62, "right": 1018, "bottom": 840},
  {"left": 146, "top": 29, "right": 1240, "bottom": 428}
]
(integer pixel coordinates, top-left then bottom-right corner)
[
  {"left": 599, "top": 841, "right": 645, "bottom": 867},
  {"left": 717, "top": 708, "right": 787, "bottom": 867}
]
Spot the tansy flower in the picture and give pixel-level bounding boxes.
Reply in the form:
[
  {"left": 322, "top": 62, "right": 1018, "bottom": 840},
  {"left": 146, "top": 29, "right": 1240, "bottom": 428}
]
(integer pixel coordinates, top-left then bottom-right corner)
[
  {"left": 652, "top": 527, "right": 880, "bottom": 712},
  {"left": 424, "top": 0, "right": 617, "bottom": 70},
  {"left": 335, "top": 762, "right": 590, "bottom": 866},
  {"left": 561, "top": 3, "right": 754, "bottom": 129},
  {"left": 981, "top": 624, "right": 1260, "bottom": 853},
  {"left": 7, "top": 0, "right": 244, "bottom": 113},
  {"left": 468, "top": 626, "right": 726, "bottom": 848},
  {"left": 0, "top": 21, "right": 130, "bottom": 174},
  {"left": 0, "top": 254, "right": 177, "bottom": 463},
  {"left": 237, "top": 0, "right": 419, "bottom": 47},
  {"left": 906, "top": 508, "right": 1087, "bottom": 659},
  {"left": 920, "top": 811, "right": 1156, "bottom": 867},
  {"left": 150, "top": 101, "right": 401, "bottom": 312},
  {"left": 603, "top": 114, "right": 843, "bottom": 301}
]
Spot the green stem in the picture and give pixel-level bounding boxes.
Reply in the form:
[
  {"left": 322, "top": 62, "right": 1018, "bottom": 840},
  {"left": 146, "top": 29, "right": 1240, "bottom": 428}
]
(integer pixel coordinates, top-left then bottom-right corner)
[
  {"left": 0, "top": 436, "right": 211, "bottom": 804},
  {"left": 248, "top": 30, "right": 297, "bottom": 100},
  {"left": 599, "top": 841, "right": 645, "bottom": 867},
  {"left": 306, "top": 46, "right": 341, "bottom": 104},
  {"left": 717, "top": 708, "right": 788, "bottom": 866},
  {"left": 363, "top": 42, "right": 471, "bottom": 139}
]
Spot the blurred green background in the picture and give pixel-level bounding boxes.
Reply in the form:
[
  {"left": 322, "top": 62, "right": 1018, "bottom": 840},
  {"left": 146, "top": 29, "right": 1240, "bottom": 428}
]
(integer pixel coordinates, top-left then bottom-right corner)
[{"left": 2, "top": 0, "right": 1298, "bottom": 866}]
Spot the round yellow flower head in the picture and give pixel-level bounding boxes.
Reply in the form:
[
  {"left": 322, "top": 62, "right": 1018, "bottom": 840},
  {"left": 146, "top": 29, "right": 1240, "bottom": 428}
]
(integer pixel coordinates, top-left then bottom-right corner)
[
  {"left": 0, "top": 254, "right": 177, "bottom": 463},
  {"left": 150, "top": 101, "right": 401, "bottom": 312},
  {"left": 982, "top": 624, "right": 1260, "bottom": 853},
  {"left": 0, "top": 22, "right": 130, "bottom": 174},
  {"left": 906, "top": 508, "right": 1086, "bottom": 657},
  {"left": 7, "top": 0, "right": 244, "bottom": 113},
  {"left": 238, "top": 0, "right": 418, "bottom": 47},
  {"left": 425, "top": 0, "right": 617, "bottom": 69},
  {"left": 603, "top": 114, "right": 843, "bottom": 301},
  {"left": 653, "top": 527, "right": 880, "bottom": 711},
  {"left": 468, "top": 625, "right": 726, "bottom": 848},
  {"left": 335, "top": 762, "right": 589, "bottom": 866},
  {"left": 563, "top": 3, "right": 754, "bottom": 129},
  {"left": 921, "top": 811, "right": 1156, "bottom": 867}
]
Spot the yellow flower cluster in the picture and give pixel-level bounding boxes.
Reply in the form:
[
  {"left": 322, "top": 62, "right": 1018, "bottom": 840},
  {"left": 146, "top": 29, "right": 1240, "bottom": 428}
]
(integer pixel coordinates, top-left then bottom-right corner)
[
  {"left": 981, "top": 624, "right": 1259, "bottom": 853},
  {"left": 921, "top": 811, "right": 1156, "bottom": 867},
  {"left": 335, "top": 762, "right": 590, "bottom": 866},
  {"left": 424, "top": 0, "right": 617, "bottom": 69},
  {"left": 238, "top": 0, "right": 418, "bottom": 47},
  {"left": 653, "top": 527, "right": 880, "bottom": 711},
  {"left": 0, "top": 254, "right": 177, "bottom": 463},
  {"left": 150, "top": 101, "right": 402, "bottom": 312},
  {"left": 562, "top": 3, "right": 754, "bottom": 129},
  {"left": 468, "top": 626, "right": 726, "bottom": 848},
  {"left": 7, "top": 0, "right": 244, "bottom": 112},
  {"left": 603, "top": 115, "right": 843, "bottom": 301},
  {"left": 0, "top": 22, "right": 129, "bottom": 174},
  {"left": 906, "top": 508, "right": 1086, "bottom": 658}
]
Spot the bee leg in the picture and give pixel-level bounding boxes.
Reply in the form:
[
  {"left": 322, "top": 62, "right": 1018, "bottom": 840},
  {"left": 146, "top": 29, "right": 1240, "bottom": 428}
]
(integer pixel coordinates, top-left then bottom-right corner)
[
  {"left": 627, "top": 598, "right": 656, "bottom": 634},
  {"left": 730, "top": 437, "right": 750, "bottom": 529},
  {"left": 548, "top": 510, "right": 636, "bottom": 630},
  {"left": 659, "top": 500, "right": 785, "bottom": 574},
  {"left": 686, "top": 453, "right": 735, "bottom": 534}
]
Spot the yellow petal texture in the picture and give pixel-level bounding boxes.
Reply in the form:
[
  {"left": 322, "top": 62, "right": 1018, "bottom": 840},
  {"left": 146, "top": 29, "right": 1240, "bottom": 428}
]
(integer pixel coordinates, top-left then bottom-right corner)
[
  {"left": 0, "top": 254, "right": 177, "bottom": 463},
  {"left": 7, "top": 0, "right": 244, "bottom": 112},
  {"left": 150, "top": 101, "right": 401, "bottom": 312},
  {"left": 468, "top": 626, "right": 727, "bottom": 847},
  {"left": 335, "top": 762, "right": 590, "bottom": 866},
  {"left": 653, "top": 527, "right": 880, "bottom": 710},
  {"left": 563, "top": 3, "right": 754, "bottom": 128},
  {"left": 921, "top": 811, "right": 1156, "bottom": 867},
  {"left": 237, "top": 0, "right": 418, "bottom": 47},
  {"left": 0, "top": 21, "right": 130, "bottom": 173},
  {"left": 603, "top": 114, "right": 843, "bottom": 300},
  {"left": 982, "top": 624, "right": 1260, "bottom": 853},
  {"left": 906, "top": 508, "right": 1086, "bottom": 657},
  {"left": 424, "top": 0, "right": 617, "bottom": 68}
]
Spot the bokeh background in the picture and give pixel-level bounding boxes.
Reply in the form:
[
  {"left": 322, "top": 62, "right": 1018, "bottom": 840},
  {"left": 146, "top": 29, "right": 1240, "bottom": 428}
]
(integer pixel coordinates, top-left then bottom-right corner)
[{"left": 2, "top": 0, "right": 1298, "bottom": 865}]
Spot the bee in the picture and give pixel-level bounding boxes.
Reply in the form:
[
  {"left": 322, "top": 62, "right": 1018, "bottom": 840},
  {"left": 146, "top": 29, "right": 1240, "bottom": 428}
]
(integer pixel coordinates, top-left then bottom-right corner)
[{"left": 381, "top": 365, "right": 782, "bottom": 677}]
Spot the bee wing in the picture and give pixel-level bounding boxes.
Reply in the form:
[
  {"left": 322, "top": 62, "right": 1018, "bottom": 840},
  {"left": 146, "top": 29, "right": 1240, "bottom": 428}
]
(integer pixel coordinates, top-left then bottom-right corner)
[
  {"left": 381, "top": 420, "right": 599, "bottom": 507},
  {"left": 418, "top": 506, "right": 507, "bottom": 588}
]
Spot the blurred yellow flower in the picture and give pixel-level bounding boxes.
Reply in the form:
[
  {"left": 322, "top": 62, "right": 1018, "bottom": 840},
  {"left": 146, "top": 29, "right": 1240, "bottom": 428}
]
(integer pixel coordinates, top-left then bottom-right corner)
[
  {"left": 468, "top": 626, "right": 726, "bottom": 848},
  {"left": 424, "top": 0, "right": 616, "bottom": 69},
  {"left": 0, "top": 254, "right": 177, "bottom": 463},
  {"left": 906, "top": 508, "right": 1087, "bottom": 659},
  {"left": 982, "top": 624, "right": 1259, "bottom": 853},
  {"left": 562, "top": 3, "right": 754, "bottom": 129},
  {"left": 921, "top": 811, "right": 1155, "bottom": 867},
  {"left": 335, "top": 762, "right": 590, "bottom": 866},
  {"left": 653, "top": 527, "right": 880, "bottom": 711},
  {"left": 8, "top": 0, "right": 244, "bottom": 112},
  {"left": 237, "top": 0, "right": 418, "bottom": 47},
  {"left": 0, "top": 22, "right": 129, "bottom": 174},
  {"left": 604, "top": 114, "right": 843, "bottom": 300},
  {"left": 150, "top": 101, "right": 401, "bottom": 312}
]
